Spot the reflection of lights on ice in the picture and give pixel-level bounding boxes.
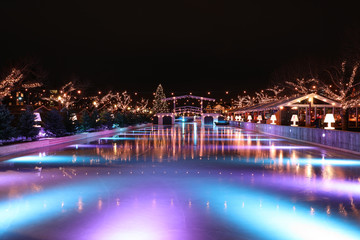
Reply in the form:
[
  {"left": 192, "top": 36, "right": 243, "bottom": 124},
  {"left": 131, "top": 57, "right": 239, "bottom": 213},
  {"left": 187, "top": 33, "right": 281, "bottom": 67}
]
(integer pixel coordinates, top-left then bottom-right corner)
[
  {"left": 78, "top": 197, "right": 83, "bottom": 212},
  {"left": 3, "top": 125, "right": 360, "bottom": 240},
  {"left": 305, "top": 164, "right": 313, "bottom": 178},
  {"left": 204, "top": 183, "right": 360, "bottom": 240},
  {"left": 310, "top": 207, "right": 315, "bottom": 215},
  {"left": 327, "top": 205, "right": 331, "bottom": 215},
  {"left": 98, "top": 199, "right": 103, "bottom": 210}
]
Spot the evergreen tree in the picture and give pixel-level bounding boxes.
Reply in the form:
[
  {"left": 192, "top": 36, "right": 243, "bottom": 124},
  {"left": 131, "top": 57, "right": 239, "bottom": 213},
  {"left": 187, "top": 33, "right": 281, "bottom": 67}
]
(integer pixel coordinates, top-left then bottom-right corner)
[
  {"left": 81, "top": 111, "right": 92, "bottom": 131},
  {"left": 44, "top": 109, "right": 66, "bottom": 137},
  {"left": 125, "top": 112, "right": 136, "bottom": 125},
  {"left": 114, "top": 112, "right": 125, "bottom": 128},
  {"left": 100, "top": 110, "right": 113, "bottom": 129},
  {"left": 63, "top": 110, "right": 79, "bottom": 134},
  {"left": 18, "top": 108, "right": 40, "bottom": 140},
  {"left": 152, "top": 84, "right": 169, "bottom": 113},
  {"left": 91, "top": 109, "right": 100, "bottom": 129},
  {"left": 0, "top": 105, "right": 16, "bottom": 141}
]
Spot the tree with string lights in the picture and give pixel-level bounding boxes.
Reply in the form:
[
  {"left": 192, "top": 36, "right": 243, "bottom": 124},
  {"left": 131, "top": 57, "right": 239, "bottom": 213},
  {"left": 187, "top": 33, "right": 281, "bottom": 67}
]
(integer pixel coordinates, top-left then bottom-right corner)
[
  {"left": 285, "top": 77, "right": 319, "bottom": 95},
  {"left": 91, "top": 90, "right": 133, "bottom": 112},
  {"left": 255, "top": 91, "right": 274, "bottom": 104},
  {"left": 115, "top": 91, "right": 132, "bottom": 112},
  {"left": 0, "top": 68, "right": 24, "bottom": 102},
  {"left": 233, "top": 95, "right": 253, "bottom": 109},
  {"left": 135, "top": 98, "right": 148, "bottom": 113},
  {"left": 42, "top": 81, "right": 77, "bottom": 110},
  {"left": 266, "top": 85, "right": 285, "bottom": 99},
  {"left": 152, "top": 84, "right": 169, "bottom": 113},
  {"left": 0, "top": 59, "right": 45, "bottom": 103},
  {"left": 321, "top": 60, "right": 360, "bottom": 130}
]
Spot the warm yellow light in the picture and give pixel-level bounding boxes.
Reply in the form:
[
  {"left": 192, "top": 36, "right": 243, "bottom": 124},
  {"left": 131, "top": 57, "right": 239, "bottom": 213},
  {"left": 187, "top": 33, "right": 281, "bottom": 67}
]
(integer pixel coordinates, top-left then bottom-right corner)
[
  {"left": 291, "top": 114, "right": 299, "bottom": 126},
  {"left": 247, "top": 115, "right": 252, "bottom": 122},
  {"left": 324, "top": 114, "right": 335, "bottom": 130},
  {"left": 270, "top": 115, "right": 277, "bottom": 124}
]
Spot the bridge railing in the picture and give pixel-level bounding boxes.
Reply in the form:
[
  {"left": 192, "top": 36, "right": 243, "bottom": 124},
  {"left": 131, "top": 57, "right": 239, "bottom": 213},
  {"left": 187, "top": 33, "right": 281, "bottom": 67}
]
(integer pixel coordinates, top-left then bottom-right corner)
[{"left": 174, "top": 106, "right": 202, "bottom": 114}]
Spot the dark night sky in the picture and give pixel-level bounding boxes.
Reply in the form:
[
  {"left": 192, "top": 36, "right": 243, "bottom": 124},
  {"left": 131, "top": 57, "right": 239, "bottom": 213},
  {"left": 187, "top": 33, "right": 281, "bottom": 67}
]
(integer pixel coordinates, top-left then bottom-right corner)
[{"left": 0, "top": 0, "right": 359, "bottom": 97}]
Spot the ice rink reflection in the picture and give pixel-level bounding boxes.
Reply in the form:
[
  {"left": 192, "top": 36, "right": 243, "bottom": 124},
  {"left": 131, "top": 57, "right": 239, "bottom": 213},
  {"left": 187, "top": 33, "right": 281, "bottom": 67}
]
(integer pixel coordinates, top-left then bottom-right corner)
[{"left": 1, "top": 123, "right": 360, "bottom": 239}]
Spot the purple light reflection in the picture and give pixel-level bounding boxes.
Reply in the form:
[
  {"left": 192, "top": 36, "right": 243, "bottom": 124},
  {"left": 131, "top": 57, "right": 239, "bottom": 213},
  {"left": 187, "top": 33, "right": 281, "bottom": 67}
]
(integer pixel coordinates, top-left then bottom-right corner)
[
  {"left": 205, "top": 145, "right": 315, "bottom": 150},
  {"left": 248, "top": 172, "right": 360, "bottom": 198},
  {"left": 88, "top": 200, "right": 187, "bottom": 240},
  {"left": 0, "top": 172, "right": 37, "bottom": 187}
]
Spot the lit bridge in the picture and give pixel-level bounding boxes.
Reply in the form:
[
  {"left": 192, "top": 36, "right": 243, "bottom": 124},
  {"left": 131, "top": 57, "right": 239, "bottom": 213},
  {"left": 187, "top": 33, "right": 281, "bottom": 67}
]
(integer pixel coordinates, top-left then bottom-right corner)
[
  {"left": 174, "top": 106, "right": 202, "bottom": 115},
  {"left": 163, "top": 94, "right": 215, "bottom": 114},
  {"left": 153, "top": 94, "right": 221, "bottom": 125}
]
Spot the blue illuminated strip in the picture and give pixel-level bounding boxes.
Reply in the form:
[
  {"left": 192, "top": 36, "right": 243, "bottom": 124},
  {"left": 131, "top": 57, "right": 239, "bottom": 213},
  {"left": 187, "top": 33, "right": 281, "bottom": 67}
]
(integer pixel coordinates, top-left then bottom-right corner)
[
  {"left": 195, "top": 181, "right": 360, "bottom": 240},
  {"left": 0, "top": 181, "right": 98, "bottom": 235},
  {"left": 293, "top": 158, "right": 360, "bottom": 166},
  {"left": 5, "top": 155, "right": 96, "bottom": 164}
]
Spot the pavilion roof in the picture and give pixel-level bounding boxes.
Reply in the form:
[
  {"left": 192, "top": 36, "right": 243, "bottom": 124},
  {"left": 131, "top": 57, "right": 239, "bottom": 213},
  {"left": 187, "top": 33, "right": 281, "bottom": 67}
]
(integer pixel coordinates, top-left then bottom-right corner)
[{"left": 233, "top": 93, "right": 341, "bottom": 114}]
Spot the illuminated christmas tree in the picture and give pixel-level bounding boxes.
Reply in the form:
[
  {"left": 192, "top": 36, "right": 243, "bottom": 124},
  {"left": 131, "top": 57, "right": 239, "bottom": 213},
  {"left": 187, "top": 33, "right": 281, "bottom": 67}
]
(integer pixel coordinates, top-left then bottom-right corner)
[{"left": 152, "top": 84, "right": 169, "bottom": 113}]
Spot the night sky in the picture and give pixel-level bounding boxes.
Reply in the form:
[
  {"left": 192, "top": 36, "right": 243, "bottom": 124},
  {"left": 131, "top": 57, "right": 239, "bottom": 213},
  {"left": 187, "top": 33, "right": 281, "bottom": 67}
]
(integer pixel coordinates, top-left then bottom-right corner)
[{"left": 0, "top": 1, "right": 359, "bottom": 97}]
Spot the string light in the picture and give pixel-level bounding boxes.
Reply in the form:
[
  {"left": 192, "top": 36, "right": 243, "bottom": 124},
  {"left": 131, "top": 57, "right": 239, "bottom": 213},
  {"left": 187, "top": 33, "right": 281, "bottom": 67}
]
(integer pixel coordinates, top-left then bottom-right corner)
[{"left": 0, "top": 68, "right": 24, "bottom": 101}]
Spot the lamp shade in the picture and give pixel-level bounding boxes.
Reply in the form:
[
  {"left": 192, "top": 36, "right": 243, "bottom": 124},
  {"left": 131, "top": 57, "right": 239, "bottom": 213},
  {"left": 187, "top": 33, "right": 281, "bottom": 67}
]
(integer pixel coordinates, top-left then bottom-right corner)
[
  {"left": 324, "top": 113, "right": 335, "bottom": 123},
  {"left": 34, "top": 112, "right": 42, "bottom": 122},
  {"left": 270, "top": 114, "right": 277, "bottom": 125},
  {"left": 324, "top": 113, "right": 335, "bottom": 130},
  {"left": 291, "top": 114, "right": 299, "bottom": 122},
  {"left": 257, "top": 115, "right": 263, "bottom": 121},
  {"left": 248, "top": 115, "right": 252, "bottom": 120}
]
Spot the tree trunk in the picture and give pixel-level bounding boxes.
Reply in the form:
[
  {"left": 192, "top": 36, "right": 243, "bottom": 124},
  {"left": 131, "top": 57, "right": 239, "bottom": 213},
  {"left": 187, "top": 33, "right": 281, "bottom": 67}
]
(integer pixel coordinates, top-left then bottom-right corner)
[{"left": 341, "top": 108, "right": 349, "bottom": 131}]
